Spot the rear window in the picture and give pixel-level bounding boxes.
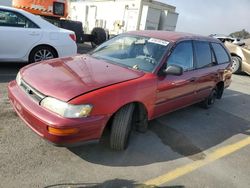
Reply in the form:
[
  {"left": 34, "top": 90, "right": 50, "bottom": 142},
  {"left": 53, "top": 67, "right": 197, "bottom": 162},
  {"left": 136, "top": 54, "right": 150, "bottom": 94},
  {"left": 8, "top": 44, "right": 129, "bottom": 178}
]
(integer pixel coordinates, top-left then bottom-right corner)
[
  {"left": 194, "top": 41, "right": 212, "bottom": 68},
  {"left": 53, "top": 2, "right": 65, "bottom": 16},
  {"left": 211, "top": 43, "right": 230, "bottom": 64}
]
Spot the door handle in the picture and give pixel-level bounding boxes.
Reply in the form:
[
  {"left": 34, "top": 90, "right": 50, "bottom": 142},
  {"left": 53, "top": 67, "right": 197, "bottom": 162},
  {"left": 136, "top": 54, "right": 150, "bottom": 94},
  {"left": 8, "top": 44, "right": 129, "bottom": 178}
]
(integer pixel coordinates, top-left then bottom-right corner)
[
  {"left": 29, "top": 32, "right": 39, "bottom": 36},
  {"left": 189, "top": 77, "right": 196, "bottom": 82},
  {"left": 214, "top": 73, "right": 219, "bottom": 77}
]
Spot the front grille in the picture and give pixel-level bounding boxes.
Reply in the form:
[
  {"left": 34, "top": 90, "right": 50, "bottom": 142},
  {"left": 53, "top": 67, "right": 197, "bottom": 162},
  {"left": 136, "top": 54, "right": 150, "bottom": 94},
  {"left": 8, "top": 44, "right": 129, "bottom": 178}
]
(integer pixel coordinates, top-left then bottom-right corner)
[{"left": 20, "top": 80, "right": 45, "bottom": 103}]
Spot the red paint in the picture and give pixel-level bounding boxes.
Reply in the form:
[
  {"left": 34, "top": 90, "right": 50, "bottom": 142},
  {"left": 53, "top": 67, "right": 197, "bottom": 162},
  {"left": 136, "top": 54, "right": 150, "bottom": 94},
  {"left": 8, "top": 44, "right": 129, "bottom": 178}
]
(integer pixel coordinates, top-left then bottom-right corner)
[
  {"left": 21, "top": 55, "right": 144, "bottom": 101},
  {"left": 8, "top": 31, "right": 232, "bottom": 145},
  {"left": 8, "top": 81, "right": 110, "bottom": 144}
]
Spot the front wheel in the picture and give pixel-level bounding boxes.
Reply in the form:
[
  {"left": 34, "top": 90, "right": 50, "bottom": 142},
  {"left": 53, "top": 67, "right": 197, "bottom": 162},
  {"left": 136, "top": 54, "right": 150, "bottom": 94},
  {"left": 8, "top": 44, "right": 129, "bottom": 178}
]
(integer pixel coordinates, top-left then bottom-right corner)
[
  {"left": 29, "top": 46, "right": 57, "bottom": 63},
  {"left": 110, "top": 104, "right": 135, "bottom": 150},
  {"left": 231, "top": 56, "right": 241, "bottom": 74}
]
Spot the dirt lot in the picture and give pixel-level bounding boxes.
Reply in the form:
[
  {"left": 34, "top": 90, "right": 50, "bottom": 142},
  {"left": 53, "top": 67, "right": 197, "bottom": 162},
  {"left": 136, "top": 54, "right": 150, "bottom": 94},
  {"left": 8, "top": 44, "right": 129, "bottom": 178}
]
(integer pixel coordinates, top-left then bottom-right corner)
[{"left": 0, "top": 46, "right": 250, "bottom": 188}]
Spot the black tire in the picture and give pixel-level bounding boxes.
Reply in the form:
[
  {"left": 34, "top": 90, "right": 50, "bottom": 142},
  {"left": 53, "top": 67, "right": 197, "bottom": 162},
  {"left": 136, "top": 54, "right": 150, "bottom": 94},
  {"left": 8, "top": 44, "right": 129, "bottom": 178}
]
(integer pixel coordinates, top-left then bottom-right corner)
[
  {"left": 133, "top": 106, "right": 148, "bottom": 133},
  {"left": 135, "top": 118, "right": 148, "bottom": 133},
  {"left": 29, "top": 46, "right": 57, "bottom": 63},
  {"left": 216, "top": 83, "right": 224, "bottom": 99},
  {"left": 201, "top": 89, "right": 217, "bottom": 109},
  {"left": 91, "top": 27, "right": 107, "bottom": 48},
  {"left": 110, "top": 104, "right": 135, "bottom": 150},
  {"left": 231, "top": 56, "right": 241, "bottom": 74}
]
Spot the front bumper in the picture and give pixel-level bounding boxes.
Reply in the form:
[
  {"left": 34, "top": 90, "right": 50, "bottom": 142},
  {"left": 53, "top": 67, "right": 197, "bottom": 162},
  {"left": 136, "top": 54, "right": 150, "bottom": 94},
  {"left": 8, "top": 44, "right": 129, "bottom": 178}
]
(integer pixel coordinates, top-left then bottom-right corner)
[{"left": 8, "top": 81, "right": 110, "bottom": 146}]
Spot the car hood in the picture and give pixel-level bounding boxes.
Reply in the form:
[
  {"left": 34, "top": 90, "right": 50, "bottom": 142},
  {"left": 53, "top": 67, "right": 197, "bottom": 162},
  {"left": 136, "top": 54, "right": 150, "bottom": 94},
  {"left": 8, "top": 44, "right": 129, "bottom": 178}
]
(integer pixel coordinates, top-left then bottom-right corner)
[{"left": 21, "top": 55, "right": 145, "bottom": 101}]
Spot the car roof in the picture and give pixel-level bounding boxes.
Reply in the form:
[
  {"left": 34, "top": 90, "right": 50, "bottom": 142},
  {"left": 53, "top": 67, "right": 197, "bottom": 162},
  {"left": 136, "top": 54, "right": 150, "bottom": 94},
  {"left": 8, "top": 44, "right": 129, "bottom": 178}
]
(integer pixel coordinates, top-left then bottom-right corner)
[{"left": 127, "top": 30, "right": 220, "bottom": 43}]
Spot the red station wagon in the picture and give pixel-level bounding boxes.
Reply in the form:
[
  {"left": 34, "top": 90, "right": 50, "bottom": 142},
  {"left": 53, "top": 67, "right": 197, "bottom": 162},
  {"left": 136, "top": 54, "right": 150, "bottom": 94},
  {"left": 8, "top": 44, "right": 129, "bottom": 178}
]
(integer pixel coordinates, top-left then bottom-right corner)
[{"left": 8, "top": 31, "right": 232, "bottom": 150}]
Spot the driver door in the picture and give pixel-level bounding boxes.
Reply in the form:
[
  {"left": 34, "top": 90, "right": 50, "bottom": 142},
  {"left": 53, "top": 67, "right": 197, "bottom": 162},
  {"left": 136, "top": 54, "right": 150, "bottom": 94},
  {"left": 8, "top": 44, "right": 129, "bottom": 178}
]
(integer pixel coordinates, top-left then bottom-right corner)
[{"left": 153, "top": 41, "right": 198, "bottom": 118}]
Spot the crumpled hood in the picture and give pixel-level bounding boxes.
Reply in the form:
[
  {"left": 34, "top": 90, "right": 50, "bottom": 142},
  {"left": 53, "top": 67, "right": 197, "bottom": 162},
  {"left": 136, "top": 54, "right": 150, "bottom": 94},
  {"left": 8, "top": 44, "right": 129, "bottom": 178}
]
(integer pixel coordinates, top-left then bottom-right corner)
[
  {"left": 21, "top": 55, "right": 144, "bottom": 101},
  {"left": 225, "top": 42, "right": 250, "bottom": 64}
]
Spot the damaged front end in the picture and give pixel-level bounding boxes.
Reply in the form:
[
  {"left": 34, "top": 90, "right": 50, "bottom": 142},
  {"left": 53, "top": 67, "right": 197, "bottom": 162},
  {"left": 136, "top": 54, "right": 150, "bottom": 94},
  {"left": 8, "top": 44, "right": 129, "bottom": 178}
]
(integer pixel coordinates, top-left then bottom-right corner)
[{"left": 225, "top": 41, "right": 250, "bottom": 75}]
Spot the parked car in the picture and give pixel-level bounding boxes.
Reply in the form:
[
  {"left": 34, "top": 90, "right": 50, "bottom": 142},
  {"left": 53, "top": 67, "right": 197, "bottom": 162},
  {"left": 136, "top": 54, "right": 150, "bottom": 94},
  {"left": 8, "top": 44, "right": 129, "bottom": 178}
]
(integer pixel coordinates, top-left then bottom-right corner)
[
  {"left": 210, "top": 34, "right": 245, "bottom": 46},
  {"left": 0, "top": 6, "right": 77, "bottom": 63},
  {"left": 225, "top": 41, "right": 250, "bottom": 75},
  {"left": 8, "top": 31, "right": 232, "bottom": 150}
]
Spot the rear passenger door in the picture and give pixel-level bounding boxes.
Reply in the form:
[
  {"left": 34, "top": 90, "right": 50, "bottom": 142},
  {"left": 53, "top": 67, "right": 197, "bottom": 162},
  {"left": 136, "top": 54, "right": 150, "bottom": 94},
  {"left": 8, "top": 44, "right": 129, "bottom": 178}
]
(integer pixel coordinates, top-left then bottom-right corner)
[
  {"left": 193, "top": 40, "right": 218, "bottom": 100},
  {"left": 211, "top": 42, "right": 232, "bottom": 88}
]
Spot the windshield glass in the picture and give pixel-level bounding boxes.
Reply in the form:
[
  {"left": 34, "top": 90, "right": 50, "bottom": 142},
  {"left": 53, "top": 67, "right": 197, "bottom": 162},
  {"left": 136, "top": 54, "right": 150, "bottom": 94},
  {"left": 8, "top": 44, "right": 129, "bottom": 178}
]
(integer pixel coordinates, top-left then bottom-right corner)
[{"left": 91, "top": 34, "right": 169, "bottom": 72}]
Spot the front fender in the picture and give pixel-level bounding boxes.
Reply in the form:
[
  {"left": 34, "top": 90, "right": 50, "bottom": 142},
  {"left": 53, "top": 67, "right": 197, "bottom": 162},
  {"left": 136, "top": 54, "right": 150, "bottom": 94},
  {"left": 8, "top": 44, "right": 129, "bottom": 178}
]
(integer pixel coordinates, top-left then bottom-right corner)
[{"left": 69, "top": 73, "right": 157, "bottom": 120}]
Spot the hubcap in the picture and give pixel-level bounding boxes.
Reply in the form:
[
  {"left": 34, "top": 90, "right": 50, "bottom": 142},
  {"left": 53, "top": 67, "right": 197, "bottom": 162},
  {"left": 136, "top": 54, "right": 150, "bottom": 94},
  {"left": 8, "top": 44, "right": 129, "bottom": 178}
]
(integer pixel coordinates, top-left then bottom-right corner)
[
  {"left": 34, "top": 49, "right": 54, "bottom": 62},
  {"left": 231, "top": 58, "right": 239, "bottom": 73}
]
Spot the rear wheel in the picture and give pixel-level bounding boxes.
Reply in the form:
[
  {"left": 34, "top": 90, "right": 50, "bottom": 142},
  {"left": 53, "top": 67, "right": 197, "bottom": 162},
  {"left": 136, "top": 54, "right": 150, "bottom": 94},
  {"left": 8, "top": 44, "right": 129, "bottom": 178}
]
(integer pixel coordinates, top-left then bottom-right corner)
[
  {"left": 216, "top": 82, "right": 224, "bottom": 99},
  {"left": 201, "top": 89, "right": 217, "bottom": 109},
  {"left": 231, "top": 56, "right": 241, "bottom": 74},
  {"left": 29, "top": 46, "right": 57, "bottom": 63},
  {"left": 91, "top": 27, "right": 107, "bottom": 48},
  {"left": 110, "top": 104, "right": 135, "bottom": 150}
]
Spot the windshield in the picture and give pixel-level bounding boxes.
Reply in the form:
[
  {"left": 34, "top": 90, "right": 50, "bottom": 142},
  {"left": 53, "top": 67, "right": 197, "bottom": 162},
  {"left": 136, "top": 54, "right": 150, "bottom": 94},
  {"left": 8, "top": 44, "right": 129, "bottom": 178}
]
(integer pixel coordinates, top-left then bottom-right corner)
[{"left": 91, "top": 34, "right": 169, "bottom": 72}]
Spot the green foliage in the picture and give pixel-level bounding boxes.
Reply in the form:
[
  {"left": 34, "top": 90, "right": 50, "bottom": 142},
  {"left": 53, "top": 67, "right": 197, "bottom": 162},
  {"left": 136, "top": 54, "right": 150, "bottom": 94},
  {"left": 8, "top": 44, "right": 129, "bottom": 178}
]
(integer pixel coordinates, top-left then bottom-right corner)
[{"left": 229, "top": 29, "right": 250, "bottom": 39}]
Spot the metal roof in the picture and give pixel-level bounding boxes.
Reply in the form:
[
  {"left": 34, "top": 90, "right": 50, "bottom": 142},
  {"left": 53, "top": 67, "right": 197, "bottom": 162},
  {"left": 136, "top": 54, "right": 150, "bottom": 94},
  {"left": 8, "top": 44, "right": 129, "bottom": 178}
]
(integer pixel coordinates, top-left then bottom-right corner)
[{"left": 127, "top": 30, "right": 220, "bottom": 43}]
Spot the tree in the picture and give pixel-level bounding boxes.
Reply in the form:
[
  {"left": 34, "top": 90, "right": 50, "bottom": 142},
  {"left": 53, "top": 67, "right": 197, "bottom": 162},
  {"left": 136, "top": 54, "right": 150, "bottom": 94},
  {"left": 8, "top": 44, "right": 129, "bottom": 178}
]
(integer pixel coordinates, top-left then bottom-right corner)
[{"left": 229, "top": 29, "right": 250, "bottom": 39}]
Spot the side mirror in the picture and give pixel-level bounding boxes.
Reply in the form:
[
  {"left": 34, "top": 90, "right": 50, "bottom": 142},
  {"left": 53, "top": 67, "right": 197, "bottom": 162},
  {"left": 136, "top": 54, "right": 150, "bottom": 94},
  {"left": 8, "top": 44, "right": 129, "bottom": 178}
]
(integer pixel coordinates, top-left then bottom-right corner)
[{"left": 163, "top": 65, "right": 183, "bottom": 76}]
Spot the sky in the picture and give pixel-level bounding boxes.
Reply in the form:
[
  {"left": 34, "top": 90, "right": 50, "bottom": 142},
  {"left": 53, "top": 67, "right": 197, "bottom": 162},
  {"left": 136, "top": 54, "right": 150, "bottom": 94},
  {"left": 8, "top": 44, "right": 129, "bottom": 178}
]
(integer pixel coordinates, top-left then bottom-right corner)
[{"left": 159, "top": 0, "right": 250, "bottom": 35}]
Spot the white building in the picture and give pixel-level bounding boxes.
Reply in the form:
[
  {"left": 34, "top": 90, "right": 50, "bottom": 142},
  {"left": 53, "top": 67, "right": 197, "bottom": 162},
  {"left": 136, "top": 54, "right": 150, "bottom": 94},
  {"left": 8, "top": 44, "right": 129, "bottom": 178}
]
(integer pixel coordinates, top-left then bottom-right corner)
[{"left": 69, "top": 0, "right": 178, "bottom": 35}]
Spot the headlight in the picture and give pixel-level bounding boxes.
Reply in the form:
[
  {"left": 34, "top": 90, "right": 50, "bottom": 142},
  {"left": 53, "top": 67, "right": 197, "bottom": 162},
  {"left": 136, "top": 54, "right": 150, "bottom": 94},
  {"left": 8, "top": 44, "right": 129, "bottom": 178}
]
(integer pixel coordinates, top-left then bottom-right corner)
[
  {"left": 16, "top": 72, "right": 21, "bottom": 86},
  {"left": 40, "top": 97, "right": 93, "bottom": 118}
]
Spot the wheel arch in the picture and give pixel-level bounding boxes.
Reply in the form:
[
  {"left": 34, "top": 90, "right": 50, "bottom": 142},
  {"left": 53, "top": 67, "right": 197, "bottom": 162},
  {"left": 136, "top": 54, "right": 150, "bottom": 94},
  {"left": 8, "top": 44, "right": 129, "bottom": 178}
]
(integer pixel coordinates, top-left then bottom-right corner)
[
  {"left": 29, "top": 44, "right": 59, "bottom": 62},
  {"left": 216, "top": 81, "right": 224, "bottom": 99},
  {"left": 101, "top": 101, "right": 149, "bottom": 135},
  {"left": 230, "top": 53, "right": 242, "bottom": 60}
]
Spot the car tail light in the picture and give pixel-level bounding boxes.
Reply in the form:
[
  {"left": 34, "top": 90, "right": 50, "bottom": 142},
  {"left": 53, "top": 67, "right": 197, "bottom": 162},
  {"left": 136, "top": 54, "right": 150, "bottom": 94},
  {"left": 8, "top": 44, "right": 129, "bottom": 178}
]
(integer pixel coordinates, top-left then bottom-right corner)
[{"left": 69, "top": 34, "right": 76, "bottom": 42}]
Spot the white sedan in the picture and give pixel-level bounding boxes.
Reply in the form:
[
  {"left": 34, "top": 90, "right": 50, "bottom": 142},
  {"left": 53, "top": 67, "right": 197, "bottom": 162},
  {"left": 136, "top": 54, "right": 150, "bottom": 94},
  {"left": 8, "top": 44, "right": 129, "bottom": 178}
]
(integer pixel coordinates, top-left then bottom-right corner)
[{"left": 0, "top": 6, "right": 77, "bottom": 63}]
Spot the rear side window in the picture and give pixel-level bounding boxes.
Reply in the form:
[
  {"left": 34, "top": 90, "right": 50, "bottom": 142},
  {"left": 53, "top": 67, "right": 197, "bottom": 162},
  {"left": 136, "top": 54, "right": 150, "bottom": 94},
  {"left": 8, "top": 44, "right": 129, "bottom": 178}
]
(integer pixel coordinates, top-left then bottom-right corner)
[
  {"left": 0, "top": 10, "right": 39, "bottom": 28},
  {"left": 211, "top": 43, "right": 230, "bottom": 64},
  {"left": 167, "top": 41, "right": 194, "bottom": 71},
  {"left": 194, "top": 41, "right": 212, "bottom": 68},
  {"left": 53, "top": 2, "right": 65, "bottom": 16}
]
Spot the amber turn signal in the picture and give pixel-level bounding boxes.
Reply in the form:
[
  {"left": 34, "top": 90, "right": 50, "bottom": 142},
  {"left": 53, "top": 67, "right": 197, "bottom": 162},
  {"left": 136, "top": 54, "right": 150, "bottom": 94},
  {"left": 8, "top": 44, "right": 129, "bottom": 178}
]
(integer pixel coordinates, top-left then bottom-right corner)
[{"left": 48, "top": 127, "right": 79, "bottom": 136}]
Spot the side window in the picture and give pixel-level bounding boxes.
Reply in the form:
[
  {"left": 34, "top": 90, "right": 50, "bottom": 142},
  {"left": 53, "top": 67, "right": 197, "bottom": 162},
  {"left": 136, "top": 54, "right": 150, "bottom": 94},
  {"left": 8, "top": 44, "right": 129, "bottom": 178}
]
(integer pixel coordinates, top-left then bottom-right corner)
[
  {"left": 194, "top": 41, "right": 213, "bottom": 68},
  {"left": 0, "top": 10, "right": 38, "bottom": 28},
  {"left": 211, "top": 43, "right": 230, "bottom": 64},
  {"left": 167, "top": 41, "right": 194, "bottom": 71}
]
